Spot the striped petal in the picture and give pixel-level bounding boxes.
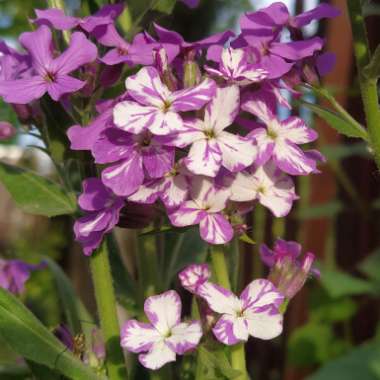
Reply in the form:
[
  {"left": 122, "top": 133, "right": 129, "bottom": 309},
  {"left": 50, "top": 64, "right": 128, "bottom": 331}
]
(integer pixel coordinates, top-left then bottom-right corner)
[
  {"left": 121, "top": 320, "right": 161, "bottom": 353},
  {"left": 213, "top": 314, "right": 248, "bottom": 345},
  {"left": 139, "top": 340, "right": 176, "bottom": 370},
  {"left": 199, "top": 213, "right": 234, "bottom": 244},
  {"left": 166, "top": 321, "right": 203, "bottom": 354}
]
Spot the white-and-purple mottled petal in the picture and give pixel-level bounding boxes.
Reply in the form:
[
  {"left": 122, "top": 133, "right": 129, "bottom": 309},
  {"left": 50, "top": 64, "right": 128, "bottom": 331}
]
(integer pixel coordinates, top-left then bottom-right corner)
[
  {"left": 166, "top": 321, "right": 202, "bottom": 354},
  {"left": 199, "top": 213, "right": 234, "bottom": 244}
]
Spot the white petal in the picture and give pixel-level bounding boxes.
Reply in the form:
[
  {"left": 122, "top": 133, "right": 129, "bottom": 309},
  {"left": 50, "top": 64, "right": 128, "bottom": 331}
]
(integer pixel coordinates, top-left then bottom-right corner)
[
  {"left": 279, "top": 116, "right": 318, "bottom": 144},
  {"left": 186, "top": 139, "right": 222, "bottom": 177},
  {"left": 168, "top": 201, "right": 203, "bottom": 226},
  {"left": 198, "top": 282, "right": 241, "bottom": 315},
  {"left": 126, "top": 66, "right": 170, "bottom": 107},
  {"left": 241, "top": 97, "right": 274, "bottom": 125},
  {"left": 113, "top": 101, "right": 157, "bottom": 134},
  {"left": 161, "top": 175, "right": 188, "bottom": 208},
  {"left": 217, "top": 131, "right": 257, "bottom": 172},
  {"left": 149, "top": 111, "right": 184, "bottom": 136},
  {"left": 204, "top": 86, "right": 240, "bottom": 133},
  {"left": 144, "top": 290, "right": 181, "bottom": 335},
  {"left": 199, "top": 214, "right": 234, "bottom": 244},
  {"left": 245, "top": 309, "right": 283, "bottom": 340},
  {"left": 121, "top": 320, "right": 161, "bottom": 353},
  {"left": 139, "top": 340, "right": 176, "bottom": 370},
  {"left": 166, "top": 321, "right": 203, "bottom": 354},
  {"left": 230, "top": 171, "right": 258, "bottom": 202},
  {"left": 213, "top": 314, "right": 248, "bottom": 345}
]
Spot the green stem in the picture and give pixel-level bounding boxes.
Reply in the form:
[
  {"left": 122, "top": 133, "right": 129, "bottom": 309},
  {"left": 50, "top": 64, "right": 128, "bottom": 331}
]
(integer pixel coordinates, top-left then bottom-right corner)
[
  {"left": 46, "top": 0, "right": 71, "bottom": 44},
  {"left": 347, "top": 1, "right": 380, "bottom": 168},
  {"left": 90, "top": 240, "right": 127, "bottom": 380},
  {"left": 210, "top": 246, "right": 248, "bottom": 379},
  {"left": 230, "top": 343, "right": 248, "bottom": 380}
]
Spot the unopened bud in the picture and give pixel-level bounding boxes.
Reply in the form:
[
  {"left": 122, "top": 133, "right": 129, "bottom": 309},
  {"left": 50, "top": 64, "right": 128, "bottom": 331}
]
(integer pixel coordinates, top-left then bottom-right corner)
[
  {"left": 183, "top": 50, "right": 201, "bottom": 87},
  {"left": 153, "top": 47, "right": 178, "bottom": 91},
  {"left": 0, "top": 121, "right": 16, "bottom": 140}
]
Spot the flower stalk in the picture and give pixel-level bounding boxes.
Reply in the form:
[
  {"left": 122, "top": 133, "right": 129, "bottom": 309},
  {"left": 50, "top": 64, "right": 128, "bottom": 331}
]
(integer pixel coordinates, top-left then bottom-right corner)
[
  {"left": 210, "top": 246, "right": 248, "bottom": 380},
  {"left": 347, "top": 1, "right": 380, "bottom": 169},
  {"left": 90, "top": 239, "right": 127, "bottom": 380}
]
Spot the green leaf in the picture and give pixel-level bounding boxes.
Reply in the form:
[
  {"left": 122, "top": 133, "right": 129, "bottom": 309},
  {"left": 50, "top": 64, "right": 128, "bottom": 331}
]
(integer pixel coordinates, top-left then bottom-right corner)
[
  {"left": 0, "top": 288, "right": 103, "bottom": 380},
  {"left": 44, "top": 257, "right": 95, "bottom": 336},
  {"left": 26, "top": 361, "right": 60, "bottom": 380},
  {"left": 320, "top": 269, "right": 373, "bottom": 298},
  {"left": 153, "top": 0, "right": 176, "bottom": 13},
  {"left": 320, "top": 142, "right": 370, "bottom": 161},
  {"left": 359, "top": 249, "right": 380, "bottom": 282},
  {"left": 0, "top": 162, "right": 76, "bottom": 217},
  {"left": 364, "top": 44, "right": 380, "bottom": 79},
  {"left": 0, "top": 364, "right": 30, "bottom": 380},
  {"left": 239, "top": 233, "right": 255, "bottom": 245},
  {"left": 308, "top": 342, "right": 380, "bottom": 380},
  {"left": 301, "top": 101, "right": 369, "bottom": 140},
  {"left": 198, "top": 345, "right": 242, "bottom": 380}
]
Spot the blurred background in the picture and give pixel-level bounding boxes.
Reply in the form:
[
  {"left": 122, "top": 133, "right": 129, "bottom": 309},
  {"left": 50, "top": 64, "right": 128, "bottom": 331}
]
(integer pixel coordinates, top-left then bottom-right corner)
[{"left": 1, "top": 0, "right": 380, "bottom": 379}]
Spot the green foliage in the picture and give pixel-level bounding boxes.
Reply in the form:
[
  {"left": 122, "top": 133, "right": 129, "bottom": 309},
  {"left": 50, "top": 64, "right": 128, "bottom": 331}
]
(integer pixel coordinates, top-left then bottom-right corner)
[
  {"left": 296, "top": 201, "right": 343, "bottom": 220},
  {"left": 364, "top": 44, "right": 380, "bottom": 79},
  {"left": 301, "top": 100, "right": 369, "bottom": 140},
  {"left": 0, "top": 288, "right": 103, "bottom": 380},
  {"left": 153, "top": 0, "right": 177, "bottom": 14},
  {"left": 308, "top": 342, "right": 380, "bottom": 380},
  {"left": 197, "top": 345, "right": 242, "bottom": 380},
  {"left": 0, "top": 161, "right": 76, "bottom": 217}
]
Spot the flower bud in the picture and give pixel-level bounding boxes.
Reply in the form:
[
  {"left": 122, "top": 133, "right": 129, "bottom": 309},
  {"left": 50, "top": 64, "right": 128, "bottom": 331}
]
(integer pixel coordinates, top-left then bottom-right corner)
[
  {"left": 0, "top": 122, "right": 16, "bottom": 140},
  {"left": 183, "top": 50, "right": 201, "bottom": 88},
  {"left": 260, "top": 239, "right": 319, "bottom": 299},
  {"left": 153, "top": 47, "right": 178, "bottom": 91}
]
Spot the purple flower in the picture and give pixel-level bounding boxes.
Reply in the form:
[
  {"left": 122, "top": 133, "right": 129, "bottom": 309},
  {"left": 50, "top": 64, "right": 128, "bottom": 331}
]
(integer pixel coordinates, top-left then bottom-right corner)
[
  {"left": 0, "top": 122, "right": 16, "bottom": 140},
  {"left": 168, "top": 176, "right": 233, "bottom": 245},
  {"left": 205, "top": 47, "right": 268, "bottom": 86},
  {"left": 0, "top": 26, "right": 97, "bottom": 104},
  {"left": 260, "top": 239, "right": 319, "bottom": 299},
  {"left": 0, "top": 259, "right": 42, "bottom": 295},
  {"left": 230, "top": 161, "right": 298, "bottom": 217},
  {"left": 178, "top": 264, "right": 211, "bottom": 294},
  {"left": 92, "top": 128, "right": 175, "bottom": 197},
  {"left": 128, "top": 160, "right": 189, "bottom": 209},
  {"left": 174, "top": 86, "right": 257, "bottom": 177},
  {"left": 97, "top": 25, "right": 155, "bottom": 66},
  {"left": 121, "top": 290, "right": 202, "bottom": 370},
  {"left": 113, "top": 66, "right": 216, "bottom": 136},
  {"left": 74, "top": 178, "right": 124, "bottom": 256},
  {"left": 33, "top": 4, "right": 124, "bottom": 32},
  {"left": 180, "top": 0, "right": 200, "bottom": 8},
  {"left": 198, "top": 279, "right": 284, "bottom": 345},
  {"left": 242, "top": 96, "right": 321, "bottom": 175},
  {"left": 54, "top": 324, "right": 74, "bottom": 351}
]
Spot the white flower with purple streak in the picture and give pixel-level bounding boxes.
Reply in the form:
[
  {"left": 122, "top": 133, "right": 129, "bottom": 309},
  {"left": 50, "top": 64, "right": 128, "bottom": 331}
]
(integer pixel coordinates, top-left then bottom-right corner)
[
  {"left": 242, "top": 96, "right": 321, "bottom": 175},
  {"left": 113, "top": 66, "right": 216, "bottom": 136},
  {"left": 198, "top": 279, "right": 284, "bottom": 345},
  {"left": 230, "top": 161, "right": 298, "bottom": 217},
  {"left": 178, "top": 264, "right": 211, "bottom": 294},
  {"left": 175, "top": 85, "right": 257, "bottom": 177},
  {"left": 121, "top": 290, "right": 202, "bottom": 370},
  {"left": 168, "top": 176, "right": 233, "bottom": 244}
]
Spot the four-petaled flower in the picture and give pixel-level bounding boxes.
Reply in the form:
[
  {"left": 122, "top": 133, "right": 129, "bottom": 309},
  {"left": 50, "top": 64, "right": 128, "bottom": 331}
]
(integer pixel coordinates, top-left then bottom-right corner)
[
  {"left": 198, "top": 279, "right": 284, "bottom": 345},
  {"left": 113, "top": 66, "right": 216, "bottom": 136},
  {"left": 176, "top": 86, "right": 257, "bottom": 177},
  {"left": 121, "top": 290, "right": 202, "bottom": 370},
  {"left": 169, "top": 177, "right": 233, "bottom": 244},
  {"left": 230, "top": 161, "right": 298, "bottom": 217},
  {"left": 243, "top": 96, "right": 320, "bottom": 175},
  {"left": 0, "top": 25, "right": 97, "bottom": 104}
]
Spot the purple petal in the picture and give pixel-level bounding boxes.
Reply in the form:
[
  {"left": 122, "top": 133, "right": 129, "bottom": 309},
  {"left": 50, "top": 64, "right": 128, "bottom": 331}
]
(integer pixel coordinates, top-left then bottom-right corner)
[
  {"left": 78, "top": 177, "right": 113, "bottom": 211},
  {"left": 154, "top": 23, "right": 184, "bottom": 45},
  {"left": 101, "top": 151, "right": 144, "bottom": 196},
  {"left": 92, "top": 128, "right": 134, "bottom": 164},
  {"left": 33, "top": 8, "right": 79, "bottom": 30},
  {"left": 0, "top": 77, "right": 47, "bottom": 104},
  {"left": 199, "top": 213, "right": 234, "bottom": 244},
  {"left": 19, "top": 25, "right": 53, "bottom": 72},
  {"left": 180, "top": 0, "right": 200, "bottom": 8},
  {"left": 80, "top": 3, "right": 124, "bottom": 33},
  {"left": 270, "top": 37, "right": 324, "bottom": 61},
  {"left": 46, "top": 74, "right": 85, "bottom": 101},
  {"left": 291, "top": 4, "right": 340, "bottom": 28},
  {"left": 142, "top": 145, "right": 174, "bottom": 178},
  {"left": 51, "top": 32, "right": 97, "bottom": 75},
  {"left": 74, "top": 211, "right": 113, "bottom": 238},
  {"left": 316, "top": 52, "right": 336, "bottom": 77}
]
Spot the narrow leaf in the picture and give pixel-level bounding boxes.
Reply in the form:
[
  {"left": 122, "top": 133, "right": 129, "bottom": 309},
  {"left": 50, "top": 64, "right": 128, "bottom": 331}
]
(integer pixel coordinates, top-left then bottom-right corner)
[
  {"left": 364, "top": 44, "right": 380, "bottom": 79},
  {"left": 301, "top": 101, "right": 369, "bottom": 140},
  {"left": 0, "top": 288, "right": 103, "bottom": 380},
  {"left": 0, "top": 161, "right": 76, "bottom": 217}
]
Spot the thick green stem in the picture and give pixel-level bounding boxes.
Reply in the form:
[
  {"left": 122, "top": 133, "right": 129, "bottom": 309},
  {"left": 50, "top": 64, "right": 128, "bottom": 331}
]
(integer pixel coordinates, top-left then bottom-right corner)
[
  {"left": 210, "top": 246, "right": 248, "bottom": 379},
  {"left": 347, "top": 1, "right": 380, "bottom": 168},
  {"left": 90, "top": 240, "right": 127, "bottom": 380},
  {"left": 230, "top": 343, "right": 248, "bottom": 380}
]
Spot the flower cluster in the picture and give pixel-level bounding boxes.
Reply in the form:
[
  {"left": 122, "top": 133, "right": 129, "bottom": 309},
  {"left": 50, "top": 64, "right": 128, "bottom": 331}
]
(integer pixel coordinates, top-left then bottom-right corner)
[{"left": 0, "top": 2, "right": 338, "bottom": 255}]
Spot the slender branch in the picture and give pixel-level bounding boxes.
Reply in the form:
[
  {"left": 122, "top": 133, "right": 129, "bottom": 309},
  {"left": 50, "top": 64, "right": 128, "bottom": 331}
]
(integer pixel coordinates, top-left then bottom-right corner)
[
  {"left": 210, "top": 246, "right": 248, "bottom": 380},
  {"left": 90, "top": 240, "right": 127, "bottom": 380},
  {"left": 347, "top": 1, "right": 380, "bottom": 168}
]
